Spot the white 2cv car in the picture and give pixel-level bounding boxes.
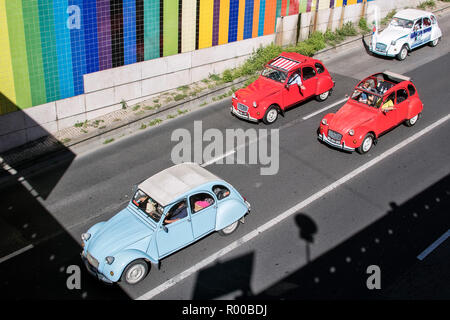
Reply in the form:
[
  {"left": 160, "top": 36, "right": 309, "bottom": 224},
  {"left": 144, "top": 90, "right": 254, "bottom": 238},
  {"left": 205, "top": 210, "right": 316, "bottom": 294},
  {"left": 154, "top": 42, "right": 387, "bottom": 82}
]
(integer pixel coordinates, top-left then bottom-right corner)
[
  {"left": 81, "top": 162, "right": 250, "bottom": 285},
  {"left": 370, "top": 9, "right": 442, "bottom": 60}
]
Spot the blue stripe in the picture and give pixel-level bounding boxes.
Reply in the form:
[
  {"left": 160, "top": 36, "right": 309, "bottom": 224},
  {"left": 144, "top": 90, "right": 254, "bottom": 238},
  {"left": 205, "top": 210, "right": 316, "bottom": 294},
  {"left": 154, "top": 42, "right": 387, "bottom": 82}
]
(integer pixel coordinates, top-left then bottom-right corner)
[
  {"left": 123, "top": 0, "right": 137, "bottom": 65},
  {"left": 258, "top": 0, "right": 266, "bottom": 37},
  {"left": 243, "top": 0, "right": 254, "bottom": 40},
  {"left": 54, "top": 0, "right": 74, "bottom": 99},
  {"left": 83, "top": 0, "right": 99, "bottom": 74},
  {"left": 69, "top": 0, "right": 86, "bottom": 96},
  {"left": 228, "top": 0, "right": 239, "bottom": 42}
]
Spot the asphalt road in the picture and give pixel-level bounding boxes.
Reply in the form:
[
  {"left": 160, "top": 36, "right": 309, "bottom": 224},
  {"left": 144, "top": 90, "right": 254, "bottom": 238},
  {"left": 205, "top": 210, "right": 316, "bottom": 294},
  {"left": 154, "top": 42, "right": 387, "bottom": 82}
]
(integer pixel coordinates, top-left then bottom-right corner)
[{"left": 1, "top": 13, "right": 449, "bottom": 300}]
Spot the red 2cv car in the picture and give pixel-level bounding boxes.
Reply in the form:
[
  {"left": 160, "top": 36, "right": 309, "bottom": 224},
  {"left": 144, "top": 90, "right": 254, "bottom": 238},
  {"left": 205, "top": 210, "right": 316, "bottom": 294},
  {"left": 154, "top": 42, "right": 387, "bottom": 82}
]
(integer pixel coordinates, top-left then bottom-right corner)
[
  {"left": 318, "top": 71, "right": 423, "bottom": 154},
  {"left": 231, "top": 52, "right": 334, "bottom": 124}
]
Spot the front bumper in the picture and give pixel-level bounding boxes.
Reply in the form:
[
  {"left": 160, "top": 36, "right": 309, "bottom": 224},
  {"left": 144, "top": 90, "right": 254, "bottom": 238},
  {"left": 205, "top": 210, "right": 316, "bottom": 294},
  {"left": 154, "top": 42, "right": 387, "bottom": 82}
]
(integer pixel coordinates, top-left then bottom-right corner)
[
  {"left": 81, "top": 252, "right": 113, "bottom": 284},
  {"left": 318, "top": 133, "right": 355, "bottom": 152},
  {"left": 370, "top": 44, "right": 397, "bottom": 57},
  {"left": 230, "top": 105, "right": 259, "bottom": 122}
]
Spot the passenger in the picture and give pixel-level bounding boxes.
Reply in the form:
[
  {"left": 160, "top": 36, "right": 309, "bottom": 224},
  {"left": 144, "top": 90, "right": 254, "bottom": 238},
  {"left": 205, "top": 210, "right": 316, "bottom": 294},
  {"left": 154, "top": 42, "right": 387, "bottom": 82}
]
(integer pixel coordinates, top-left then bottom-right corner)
[
  {"left": 288, "top": 71, "right": 306, "bottom": 95},
  {"left": 381, "top": 98, "right": 395, "bottom": 111},
  {"left": 194, "top": 197, "right": 214, "bottom": 211}
]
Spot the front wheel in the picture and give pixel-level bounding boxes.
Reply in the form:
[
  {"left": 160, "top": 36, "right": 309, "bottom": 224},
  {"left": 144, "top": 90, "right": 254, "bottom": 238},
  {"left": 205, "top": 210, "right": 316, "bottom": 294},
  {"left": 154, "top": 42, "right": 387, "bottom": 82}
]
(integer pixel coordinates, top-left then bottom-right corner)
[
  {"left": 316, "top": 90, "right": 330, "bottom": 102},
  {"left": 263, "top": 105, "right": 279, "bottom": 124},
  {"left": 405, "top": 113, "right": 420, "bottom": 127},
  {"left": 397, "top": 45, "right": 408, "bottom": 61},
  {"left": 218, "top": 221, "right": 239, "bottom": 236},
  {"left": 121, "top": 259, "right": 149, "bottom": 285},
  {"left": 357, "top": 133, "right": 375, "bottom": 154}
]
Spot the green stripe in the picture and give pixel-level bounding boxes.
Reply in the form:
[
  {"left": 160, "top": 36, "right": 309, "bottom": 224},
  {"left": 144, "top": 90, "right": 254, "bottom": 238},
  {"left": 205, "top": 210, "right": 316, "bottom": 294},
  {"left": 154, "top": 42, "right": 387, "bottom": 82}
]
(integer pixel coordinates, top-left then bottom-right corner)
[
  {"left": 163, "top": 0, "right": 179, "bottom": 56},
  {"left": 22, "top": 0, "right": 46, "bottom": 106},
  {"left": 6, "top": 0, "right": 32, "bottom": 109},
  {"left": 38, "top": 0, "right": 59, "bottom": 102},
  {"left": 144, "top": 0, "right": 160, "bottom": 60}
]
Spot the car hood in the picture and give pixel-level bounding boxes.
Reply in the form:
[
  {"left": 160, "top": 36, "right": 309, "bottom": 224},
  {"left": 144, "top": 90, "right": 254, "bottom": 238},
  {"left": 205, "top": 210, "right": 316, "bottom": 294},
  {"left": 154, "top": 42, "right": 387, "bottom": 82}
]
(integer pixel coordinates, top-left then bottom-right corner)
[
  {"left": 236, "top": 77, "right": 280, "bottom": 103},
  {"left": 328, "top": 101, "right": 377, "bottom": 134},
  {"left": 87, "top": 207, "right": 153, "bottom": 259},
  {"left": 377, "top": 26, "right": 409, "bottom": 44}
]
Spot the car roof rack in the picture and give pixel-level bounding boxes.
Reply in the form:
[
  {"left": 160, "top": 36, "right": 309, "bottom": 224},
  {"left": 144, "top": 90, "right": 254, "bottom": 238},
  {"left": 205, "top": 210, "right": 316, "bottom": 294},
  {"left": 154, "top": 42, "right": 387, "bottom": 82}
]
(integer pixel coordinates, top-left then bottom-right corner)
[{"left": 383, "top": 71, "right": 411, "bottom": 83}]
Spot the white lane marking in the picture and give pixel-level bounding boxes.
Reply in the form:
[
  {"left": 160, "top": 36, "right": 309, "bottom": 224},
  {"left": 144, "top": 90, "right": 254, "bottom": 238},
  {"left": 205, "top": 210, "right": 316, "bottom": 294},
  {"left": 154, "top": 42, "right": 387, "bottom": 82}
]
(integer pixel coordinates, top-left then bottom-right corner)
[
  {"left": 302, "top": 97, "right": 347, "bottom": 120},
  {"left": 201, "top": 149, "right": 236, "bottom": 167},
  {"left": 0, "top": 244, "right": 34, "bottom": 264},
  {"left": 136, "top": 114, "right": 450, "bottom": 300},
  {"left": 417, "top": 229, "right": 450, "bottom": 260}
]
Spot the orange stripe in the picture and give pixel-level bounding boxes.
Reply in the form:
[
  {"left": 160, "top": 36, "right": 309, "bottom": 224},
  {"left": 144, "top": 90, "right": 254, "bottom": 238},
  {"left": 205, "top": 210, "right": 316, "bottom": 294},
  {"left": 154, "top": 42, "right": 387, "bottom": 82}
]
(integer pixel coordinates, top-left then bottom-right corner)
[
  {"left": 263, "top": 0, "right": 277, "bottom": 35},
  {"left": 252, "top": 0, "right": 260, "bottom": 38}
]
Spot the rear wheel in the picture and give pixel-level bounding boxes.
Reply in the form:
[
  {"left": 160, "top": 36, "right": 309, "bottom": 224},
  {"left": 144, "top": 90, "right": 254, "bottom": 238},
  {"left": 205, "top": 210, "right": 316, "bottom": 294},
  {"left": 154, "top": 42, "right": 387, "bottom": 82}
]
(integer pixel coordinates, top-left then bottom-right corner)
[
  {"left": 218, "top": 221, "right": 239, "bottom": 236},
  {"left": 429, "top": 37, "right": 440, "bottom": 47},
  {"left": 357, "top": 133, "right": 375, "bottom": 154},
  {"left": 263, "top": 105, "right": 279, "bottom": 124},
  {"left": 121, "top": 259, "right": 148, "bottom": 285},
  {"left": 397, "top": 45, "right": 408, "bottom": 61},
  {"left": 316, "top": 90, "right": 330, "bottom": 102},
  {"left": 405, "top": 113, "right": 420, "bottom": 127}
]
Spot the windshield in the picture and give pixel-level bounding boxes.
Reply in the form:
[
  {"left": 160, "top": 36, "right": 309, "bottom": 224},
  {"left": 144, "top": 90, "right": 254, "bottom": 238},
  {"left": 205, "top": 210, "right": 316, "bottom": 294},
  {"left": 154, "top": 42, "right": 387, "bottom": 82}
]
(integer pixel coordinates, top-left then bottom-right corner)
[
  {"left": 351, "top": 89, "right": 382, "bottom": 108},
  {"left": 390, "top": 17, "right": 413, "bottom": 28},
  {"left": 261, "top": 66, "right": 287, "bottom": 83},
  {"left": 132, "top": 189, "right": 164, "bottom": 222}
]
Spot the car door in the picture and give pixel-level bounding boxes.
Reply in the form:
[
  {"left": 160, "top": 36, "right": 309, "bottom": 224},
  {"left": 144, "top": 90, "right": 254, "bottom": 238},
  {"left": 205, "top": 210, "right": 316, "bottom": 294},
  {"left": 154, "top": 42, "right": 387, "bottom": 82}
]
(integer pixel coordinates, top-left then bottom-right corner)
[
  {"left": 394, "top": 88, "right": 410, "bottom": 123},
  {"left": 378, "top": 92, "right": 398, "bottom": 133},
  {"left": 283, "top": 69, "right": 303, "bottom": 108},
  {"left": 189, "top": 192, "right": 217, "bottom": 239},
  {"left": 155, "top": 200, "right": 194, "bottom": 257},
  {"left": 422, "top": 17, "right": 432, "bottom": 43},
  {"left": 301, "top": 65, "right": 318, "bottom": 98},
  {"left": 411, "top": 18, "right": 424, "bottom": 48}
]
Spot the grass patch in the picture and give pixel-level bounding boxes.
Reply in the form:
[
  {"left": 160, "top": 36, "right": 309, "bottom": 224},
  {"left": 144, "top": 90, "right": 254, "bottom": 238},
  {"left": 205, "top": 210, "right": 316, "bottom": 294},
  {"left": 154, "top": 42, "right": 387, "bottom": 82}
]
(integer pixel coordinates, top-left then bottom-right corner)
[
  {"left": 177, "top": 85, "right": 189, "bottom": 92},
  {"left": 418, "top": 0, "right": 435, "bottom": 9},
  {"left": 121, "top": 99, "right": 127, "bottom": 110},
  {"left": 167, "top": 114, "right": 177, "bottom": 119},
  {"left": 177, "top": 109, "right": 188, "bottom": 115},
  {"left": 381, "top": 10, "right": 397, "bottom": 26},
  {"left": 132, "top": 105, "right": 141, "bottom": 111},
  {"left": 140, "top": 123, "right": 147, "bottom": 130},
  {"left": 174, "top": 93, "right": 188, "bottom": 101},
  {"left": 103, "top": 138, "right": 114, "bottom": 144},
  {"left": 148, "top": 118, "right": 162, "bottom": 126},
  {"left": 200, "top": 101, "right": 207, "bottom": 107},
  {"left": 61, "top": 138, "right": 71, "bottom": 144},
  {"left": 358, "top": 17, "right": 371, "bottom": 34},
  {"left": 209, "top": 73, "right": 221, "bottom": 82}
]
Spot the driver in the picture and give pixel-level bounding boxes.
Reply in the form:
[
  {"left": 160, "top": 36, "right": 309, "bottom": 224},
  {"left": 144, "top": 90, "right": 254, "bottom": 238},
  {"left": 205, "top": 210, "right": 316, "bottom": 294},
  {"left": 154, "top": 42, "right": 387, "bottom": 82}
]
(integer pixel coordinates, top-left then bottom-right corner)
[
  {"left": 164, "top": 201, "right": 187, "bottom": 224},
  {"left": 288, "top": 71, "right": 306, "bottom": 95}
]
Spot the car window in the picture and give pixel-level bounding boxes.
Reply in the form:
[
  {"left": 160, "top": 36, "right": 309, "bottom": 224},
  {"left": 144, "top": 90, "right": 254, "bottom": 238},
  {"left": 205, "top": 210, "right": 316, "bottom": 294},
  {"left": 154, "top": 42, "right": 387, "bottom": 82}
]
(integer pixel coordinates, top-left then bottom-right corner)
[
  {"left": 189, "top": 193, "right": 215, "bottom": 214},
  {"left": 212, "top": 185, "right": 230, "bottom": 200},
  {"left": 423, "top": 17, "right": 431, "bottom": 27},
  {"left": 413, "top": 19, "right": 422, "bottom": 31},
  {"left": 132, "top": 189, "right": 164, "bottom": 222},
  {"left": 315, "top": 63, "right": 325, "bottom": 74},
  {"left": 390, "top": 17, "right": 413, "bottom": 28},
  {"left": 430, "top": 15, "right": 436, "bottom": 24},
  {"left": 164, "top": 200, "right": 188, "bottom": 224},
  {"left": 379, "top": 92, "right": 395, "bottom": 109},
  {"left": 261, "top": 66, "right": 287, "bottom": 83},
  {"left": 302, "top": 66, "right": 316, "bottom": 80},
  {"left": 407, "top": 84, "right": 416, "bottom": 96},
  {"left": 396, "top": 89, "right": 408, "bottom": 104},
  {"left": 287, "top": 70, "right": 301, "bottom": 85}
]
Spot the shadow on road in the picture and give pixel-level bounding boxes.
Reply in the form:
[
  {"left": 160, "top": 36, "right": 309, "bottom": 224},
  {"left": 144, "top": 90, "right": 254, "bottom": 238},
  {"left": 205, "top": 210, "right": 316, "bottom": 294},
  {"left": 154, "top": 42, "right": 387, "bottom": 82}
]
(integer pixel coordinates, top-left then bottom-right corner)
[{"left": 0, "top": 95, "right": 129, "bottom": 299}]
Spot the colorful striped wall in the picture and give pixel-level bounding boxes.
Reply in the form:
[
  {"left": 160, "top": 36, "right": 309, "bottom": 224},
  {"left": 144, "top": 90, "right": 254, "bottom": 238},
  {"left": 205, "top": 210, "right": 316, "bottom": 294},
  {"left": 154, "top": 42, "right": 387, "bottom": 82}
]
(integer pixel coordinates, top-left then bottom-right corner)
[{"left": 0, "top": 0, "right": 373, "bottom": 115}]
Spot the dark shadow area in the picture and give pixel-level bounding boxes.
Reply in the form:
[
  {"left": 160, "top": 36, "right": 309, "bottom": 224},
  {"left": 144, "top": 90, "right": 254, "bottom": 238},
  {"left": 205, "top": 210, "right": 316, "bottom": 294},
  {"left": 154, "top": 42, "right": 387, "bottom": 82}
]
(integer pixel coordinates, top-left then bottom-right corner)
[
  {"left": 245, "top": 174, "right": 450, "bottom": 299},
  {"left": 0, "top": 95, "right": 129, "bottom": 299},
  {"left": 295, "top": 213, "right": 318, "bottom": 263},
  {"left": 192, "top": 252, "right": 254, "bottom": 299}
]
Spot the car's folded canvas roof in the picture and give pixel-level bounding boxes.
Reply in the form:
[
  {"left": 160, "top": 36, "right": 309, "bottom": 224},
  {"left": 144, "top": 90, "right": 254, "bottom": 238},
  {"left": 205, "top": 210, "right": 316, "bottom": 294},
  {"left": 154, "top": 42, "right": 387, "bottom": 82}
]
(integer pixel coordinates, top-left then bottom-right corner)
[{"left": 138, "top": 162, "right": 220, "bottom": 206}]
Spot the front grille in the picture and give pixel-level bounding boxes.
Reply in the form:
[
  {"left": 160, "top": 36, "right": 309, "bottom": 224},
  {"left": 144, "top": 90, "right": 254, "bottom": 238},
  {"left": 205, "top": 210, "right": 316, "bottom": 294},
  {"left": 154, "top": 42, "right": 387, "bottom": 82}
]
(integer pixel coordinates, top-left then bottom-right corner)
[
  {"left": 237, "top": 103, "right": 249, "bottom": 112},
  {"left": 375, "top": 42, "right": 387, "bottom": 52},
  {"left": 328, "top": 130, "right": 342, "bottom": 143},
  {"left": 87, "top": 252, "right": 99, "bottom": 269}
]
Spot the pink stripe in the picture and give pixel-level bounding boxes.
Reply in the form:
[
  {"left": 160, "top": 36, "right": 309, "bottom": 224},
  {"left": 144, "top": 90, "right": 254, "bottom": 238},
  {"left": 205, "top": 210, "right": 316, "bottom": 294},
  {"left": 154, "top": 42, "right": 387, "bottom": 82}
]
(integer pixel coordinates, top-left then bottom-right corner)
[
  {"left": 277, "top": 59, "right": 291, "bottom": 69},
  {"left": 272, "top": 58, "right": 286, "bottom": 67}
]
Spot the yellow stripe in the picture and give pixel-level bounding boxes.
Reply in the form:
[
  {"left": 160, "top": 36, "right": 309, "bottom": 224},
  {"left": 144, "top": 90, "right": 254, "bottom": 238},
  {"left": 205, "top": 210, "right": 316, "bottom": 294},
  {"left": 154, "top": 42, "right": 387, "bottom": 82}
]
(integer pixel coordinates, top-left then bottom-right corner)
[
  {"left": 347, "top": 0, "right": 358, "bottom": 5},
  {"left": 198, "top": 0, "right": 214, "bottom": 49},
  {"left": 0, "top": 0, "right": 16, "bottom": 113},
  {"left": 237, "top": 0, "right": 245, "bottom": 41},
  {"left": 218, "top": 0, "right": 230, "bottom": 45},
  {"left": 182, "top": 0, "right": 196, "bottom": 52},
  {"left": 335, "top": 0, "right": 343, "bottom": 7}
]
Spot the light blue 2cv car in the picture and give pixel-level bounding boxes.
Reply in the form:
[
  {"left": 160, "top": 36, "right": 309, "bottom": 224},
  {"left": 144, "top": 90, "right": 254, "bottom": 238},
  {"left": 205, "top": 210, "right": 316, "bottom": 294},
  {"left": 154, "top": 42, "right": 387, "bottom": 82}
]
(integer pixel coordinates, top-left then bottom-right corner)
[{"left": 81, "top": 162, "right": 251, "bottom": 285}]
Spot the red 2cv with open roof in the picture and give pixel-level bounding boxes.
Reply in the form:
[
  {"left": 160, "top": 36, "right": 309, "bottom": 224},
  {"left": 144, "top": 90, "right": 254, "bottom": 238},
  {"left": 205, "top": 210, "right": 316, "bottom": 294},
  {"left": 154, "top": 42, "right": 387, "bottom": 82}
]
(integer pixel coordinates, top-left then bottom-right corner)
[
  {"left": 318, "top": 71, "right": 423, "bottom": 154},
  {"left": 231, "top": 52, "right": 335, "bottom": 124}
]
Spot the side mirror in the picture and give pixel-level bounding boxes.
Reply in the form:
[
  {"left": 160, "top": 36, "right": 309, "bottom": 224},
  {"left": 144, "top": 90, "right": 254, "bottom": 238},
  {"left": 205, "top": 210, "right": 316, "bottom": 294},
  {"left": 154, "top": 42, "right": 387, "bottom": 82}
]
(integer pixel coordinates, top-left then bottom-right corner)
[{"left": 345, "top": 94, "right": 349, "bottom": 99}]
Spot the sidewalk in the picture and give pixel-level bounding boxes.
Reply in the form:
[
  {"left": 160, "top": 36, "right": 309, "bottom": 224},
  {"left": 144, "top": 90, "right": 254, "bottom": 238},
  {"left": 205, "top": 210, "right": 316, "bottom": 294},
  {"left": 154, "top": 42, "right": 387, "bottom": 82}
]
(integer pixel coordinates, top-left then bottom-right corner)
[{"left": 1, "top": 1, "right": 449, "bottom": 172}]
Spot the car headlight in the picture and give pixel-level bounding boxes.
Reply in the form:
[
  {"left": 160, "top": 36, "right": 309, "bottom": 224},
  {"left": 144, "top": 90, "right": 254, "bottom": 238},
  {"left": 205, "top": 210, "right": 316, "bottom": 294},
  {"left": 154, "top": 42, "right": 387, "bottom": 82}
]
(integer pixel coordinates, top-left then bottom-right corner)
[
  {"left": 232, "top": 93, "right": 236, "bottom": 99},
  {"left": 105, "top": 256, "right": 115, "bottom": 265},
  {"left": 322, "top": 119, "right": 328, "bottom": 125},
  {"left": 81, "top": 233, "right": 91, "bottom": 241},
  {"left": 253, "top": 101, "right": 257, "bottom": 108},
  {"left": 391, "top": 40, "right": 396, "bottom": 45},
  {"left": 348, "top": 129, "right": 354, "bottom": 136}
]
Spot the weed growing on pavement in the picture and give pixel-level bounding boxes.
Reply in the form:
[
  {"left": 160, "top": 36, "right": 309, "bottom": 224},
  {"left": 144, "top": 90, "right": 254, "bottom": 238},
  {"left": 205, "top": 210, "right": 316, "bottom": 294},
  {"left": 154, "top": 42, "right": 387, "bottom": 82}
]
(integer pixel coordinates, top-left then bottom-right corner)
[
  {"left": 174, "top": 93, "right": 188, "bottom": 101},
  {"left": 381, "top": 10, "right": 397, "bottom": 25},
  {"left": 104, "top": 138, "right": 114, "bottom": 144},
  {"left": 358, "top": 18, "right": 371, "bottom": 34},
  {"left": 418, "top": 0, "right": 436, "bottom": 9},
  {"left": 132, "top": 105, "right": 141, "bottom": 111},
  {"left": 148, "top": 118, "right": 162, "bottom": 126}
]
